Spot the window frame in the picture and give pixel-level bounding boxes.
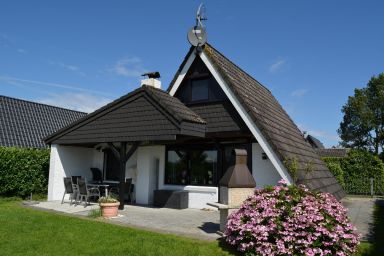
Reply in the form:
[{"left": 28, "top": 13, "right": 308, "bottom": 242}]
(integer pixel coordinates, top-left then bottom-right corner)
[{"left": 164, "top": 145, "right": 219, "bottom": 186}]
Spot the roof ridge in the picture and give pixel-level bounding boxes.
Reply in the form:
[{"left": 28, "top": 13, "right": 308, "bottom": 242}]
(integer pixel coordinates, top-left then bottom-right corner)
[
  {"left": 204, "top": 43, "right": 271, "bottom": 93},
  {"left": 143, "top": 85, "right": 184, "bottom": 123},
  {"left": 0, "top": 94, "right": 87, "bottom": 114},
  {"left": 143, "top": 85, "right": 206, "bottom": 124}
]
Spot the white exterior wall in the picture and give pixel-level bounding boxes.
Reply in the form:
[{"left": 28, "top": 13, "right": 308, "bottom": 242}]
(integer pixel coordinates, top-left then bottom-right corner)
[
  {"left": 252, "top": 143, "right": 283, "bottom": 188},
  {"left": 47, "top": 144, "right": 103, "bottom": 201},
  {"left": 136, "top": 145, "right": 165, "bottom": 205}
]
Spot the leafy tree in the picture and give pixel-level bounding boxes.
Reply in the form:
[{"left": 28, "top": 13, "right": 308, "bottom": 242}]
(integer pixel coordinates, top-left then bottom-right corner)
[{"left": 338, "top": 73, "right": 384, "bottom": 154}]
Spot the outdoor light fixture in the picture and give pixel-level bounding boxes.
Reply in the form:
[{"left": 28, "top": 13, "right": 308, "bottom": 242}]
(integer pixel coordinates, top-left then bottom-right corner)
[{"left": 262, "top": 153, "right": 268, "bottom": 160}]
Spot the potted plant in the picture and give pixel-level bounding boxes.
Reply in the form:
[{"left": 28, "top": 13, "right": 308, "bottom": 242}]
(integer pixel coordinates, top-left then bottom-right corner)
[{"left": 98, "top": 196, "right": 120, "bottom": 218}]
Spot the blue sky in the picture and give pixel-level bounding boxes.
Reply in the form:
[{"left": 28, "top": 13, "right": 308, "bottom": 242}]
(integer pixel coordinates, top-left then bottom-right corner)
[{"left": 1, "top": 1, "right": 383, "bottom": 147}]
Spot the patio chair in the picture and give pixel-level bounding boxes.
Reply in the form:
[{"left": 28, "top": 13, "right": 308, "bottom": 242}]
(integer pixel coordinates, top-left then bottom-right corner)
[
  {"left": 90, "top": 168, "right": 103, "bottom": 183},
  {"left": 71, "top": 176, "right": 81, "bottom": 184},
  {"left": 61, "top": 177, "right": 78, "bottom": 204},
  {"left": 76, "top": 178, "right": 100, "bottom": 206}
]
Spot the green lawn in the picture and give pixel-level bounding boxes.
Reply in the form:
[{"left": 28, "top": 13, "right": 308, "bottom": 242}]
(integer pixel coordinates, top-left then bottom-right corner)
[
  {"left": 0, "top": 197, "right": 382, "bottom": 256},
  {"left": 0, "top": 198, "right": 234, "bottom": 256}
]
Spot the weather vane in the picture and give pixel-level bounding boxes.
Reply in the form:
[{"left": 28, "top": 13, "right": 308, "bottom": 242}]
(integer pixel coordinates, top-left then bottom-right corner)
[{"left": 187, "top": 3, "right": 207, "bottom": 48}]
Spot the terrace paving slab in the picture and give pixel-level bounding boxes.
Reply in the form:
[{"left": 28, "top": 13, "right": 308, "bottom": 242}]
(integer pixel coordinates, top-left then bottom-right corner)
[
  {"left": 109, "top": 205, "right": 221, "bottom": 241},
  {"left": 33, "top": 201, "right": 220, "bottom": 241}
]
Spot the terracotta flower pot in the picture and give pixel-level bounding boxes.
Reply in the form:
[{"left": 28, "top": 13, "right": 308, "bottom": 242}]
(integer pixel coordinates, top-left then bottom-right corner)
[{"left": 99, "top": 202, "right": 120, "bottom": 218}]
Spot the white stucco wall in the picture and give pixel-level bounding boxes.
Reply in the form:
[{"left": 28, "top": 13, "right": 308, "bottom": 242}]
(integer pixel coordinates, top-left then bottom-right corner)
[
  {"left": 47, "top": 144, "right": 104, "bottom": 201},
  {"left": 252, "top": 143, "right": 283, "bottom": 188},
  {"left": 136, "top": 145, "right": 165, "bottom": 205}
]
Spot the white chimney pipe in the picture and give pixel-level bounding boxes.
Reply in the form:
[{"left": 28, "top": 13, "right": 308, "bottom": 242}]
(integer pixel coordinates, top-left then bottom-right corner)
[{"left": 141, "top": 78, "right": 161, "bottom": 89}]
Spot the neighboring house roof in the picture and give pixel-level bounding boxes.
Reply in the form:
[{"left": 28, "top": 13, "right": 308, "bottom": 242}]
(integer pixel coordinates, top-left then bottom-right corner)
[
  {"left": 315, "top": 148, "right": 349, "bottom": 158},
  {"left": 44, "top": 85, "right": 206, "bottom": 144},
  {"left": 306, "top": 135, "right": 325, "bottom": 149},
  {"left": 0, "top": 95, "right": 86, "bottom": 148},
  {"left": 168, "top": 44, "right": 345, "bottom": 200}
]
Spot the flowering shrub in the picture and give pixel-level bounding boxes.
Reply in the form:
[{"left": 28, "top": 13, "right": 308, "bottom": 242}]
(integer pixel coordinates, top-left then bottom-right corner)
[{"left": 224, "top": 180, "right": 360, "bottom": 256}]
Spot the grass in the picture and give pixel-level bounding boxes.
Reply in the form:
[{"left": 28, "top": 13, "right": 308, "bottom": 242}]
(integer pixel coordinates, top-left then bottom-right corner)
[
  {"left": 87, "top": 208, "right": 101, "bottom": 218},
  {"left": 0, "top": 197, "right": 382, "bottom": 256},
  {"left": 355, "top": 199, "right": 384, "bottom": 256},
  {"left": 0, "top": 198, "right": 233, "bottom": 256}
]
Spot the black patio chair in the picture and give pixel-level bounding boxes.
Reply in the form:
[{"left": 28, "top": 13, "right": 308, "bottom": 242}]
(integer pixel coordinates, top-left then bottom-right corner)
[
  {"left": 90, "top": 168, "right": 103, "bottom": 183},
  {"left": 71, "top": 176, "right": 81, "bottom": 184},
  {"left": 61, "top": 177, "right": 78, "bottom": 205},
  {"left": 76, "top": 178, "right": 100, "bottom": 206}
]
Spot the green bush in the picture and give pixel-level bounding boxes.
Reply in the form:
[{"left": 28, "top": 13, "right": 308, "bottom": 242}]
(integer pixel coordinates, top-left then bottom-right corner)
[
  {"left": 0, "top": 147, "right": 50, "bottom": 198},
  {"left": 342, "top": 150, "right": 384, "bottom": 194},
  {"left": 322, "top": 150, "right": 384, "bottom": 195},
  {"left": 322, "top": 157, "right": 345, "bottom": 188}
]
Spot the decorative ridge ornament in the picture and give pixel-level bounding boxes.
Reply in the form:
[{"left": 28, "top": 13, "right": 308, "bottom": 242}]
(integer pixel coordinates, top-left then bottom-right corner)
[{"left": 187, "top": 3, "right": 207, "bottom": 48}]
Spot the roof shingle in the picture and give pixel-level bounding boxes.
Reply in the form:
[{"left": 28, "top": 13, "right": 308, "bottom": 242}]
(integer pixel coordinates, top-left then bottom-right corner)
[
  {"left": 0, "top": 95, "right": 86, "bottom": 148},
  {"left": 201, "top": 44, "right": 345, "bottom": 199}
]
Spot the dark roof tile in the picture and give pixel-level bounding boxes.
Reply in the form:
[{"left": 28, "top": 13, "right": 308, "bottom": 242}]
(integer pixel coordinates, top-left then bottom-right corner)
[
  {"left": 0, "top": 95, "right": 86, "bottom": 148},
  {"left": 202, "top": 44, "right": 345, "bottom": 199}
]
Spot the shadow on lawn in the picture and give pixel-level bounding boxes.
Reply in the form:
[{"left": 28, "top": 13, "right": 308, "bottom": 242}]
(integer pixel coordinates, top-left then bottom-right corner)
[{"left": 360, "top": 199, "right": 384, "bottom": 256}]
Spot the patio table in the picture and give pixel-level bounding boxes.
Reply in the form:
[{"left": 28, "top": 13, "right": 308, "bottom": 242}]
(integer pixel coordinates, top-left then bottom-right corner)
[{"left": 88, "top": 183, "right": 110, "bottom": 197}]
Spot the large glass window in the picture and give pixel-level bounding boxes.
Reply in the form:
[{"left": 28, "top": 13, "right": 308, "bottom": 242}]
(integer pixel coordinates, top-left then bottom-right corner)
[{"left": 165, "top": 148, "right": 217, "bottom": 186}]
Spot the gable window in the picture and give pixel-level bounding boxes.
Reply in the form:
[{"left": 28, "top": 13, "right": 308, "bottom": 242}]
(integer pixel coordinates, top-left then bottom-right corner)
[{"left": 191, "top": 79, "right": 209, "bottom": 101}]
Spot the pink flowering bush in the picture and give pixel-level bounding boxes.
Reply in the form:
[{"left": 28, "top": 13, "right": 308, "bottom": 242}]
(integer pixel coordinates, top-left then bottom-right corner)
[{"left": 224, "top": 180, "right": 360, "bottom": 256}]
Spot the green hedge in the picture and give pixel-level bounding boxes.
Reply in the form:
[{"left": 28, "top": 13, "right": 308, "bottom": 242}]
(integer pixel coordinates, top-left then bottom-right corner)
[
  {"left": 322, "top": 149, "right": 384, "bottom": 195},
  {"left": 322, "top": 157, "right": 345, "bottom": 188},
  {"left": 0, "top": 147, "right": 50, "bottom": 198}
]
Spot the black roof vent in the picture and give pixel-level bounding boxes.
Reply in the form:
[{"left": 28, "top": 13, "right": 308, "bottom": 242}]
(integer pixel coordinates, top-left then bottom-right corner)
[{"left": 219, "top": 149, "right": 256, "bottom": 188}]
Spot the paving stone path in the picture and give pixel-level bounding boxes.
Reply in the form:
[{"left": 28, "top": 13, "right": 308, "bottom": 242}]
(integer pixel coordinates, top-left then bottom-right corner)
[{"left": 342, "top": 197, "right": 376, "bottom": 241}]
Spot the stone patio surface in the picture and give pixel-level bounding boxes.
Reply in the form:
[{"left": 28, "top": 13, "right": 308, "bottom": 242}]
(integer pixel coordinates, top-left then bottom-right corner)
[
  {"left": 34, "top": 200, "right": 220, "bottom": 241},
  {"left": 33, "top": 196, "right": 376, "bottom": 242}
]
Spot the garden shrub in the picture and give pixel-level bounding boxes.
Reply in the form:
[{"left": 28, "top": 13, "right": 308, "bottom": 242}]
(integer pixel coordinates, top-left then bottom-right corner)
[
  {"left": 225, "top": 180, "right": 360, "bottom": 256},
  {"left": 0, "top": 147, "right": 50, "bottom": 198},
  {"left": 322, "top": 157, "right": 345, "bottom": 188},
  {"left": 340, "top": 150, "right": 384, "bottom": 195}
]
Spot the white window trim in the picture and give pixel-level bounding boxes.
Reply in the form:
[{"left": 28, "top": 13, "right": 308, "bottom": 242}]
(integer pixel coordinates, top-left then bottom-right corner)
[{"left": 168, "top": 49, "right": 292, "bottom": 184}]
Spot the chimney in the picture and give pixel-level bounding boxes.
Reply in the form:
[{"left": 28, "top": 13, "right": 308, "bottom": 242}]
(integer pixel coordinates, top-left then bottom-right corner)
[
  {"left": 209, "top": 149, "right": 256, "bottom": 232},
  {"left": 141, "top": 72, "right": 161, "bottom": 89},
  {"left": 219, "top": 149, "right": 256, "bottom": 206}
]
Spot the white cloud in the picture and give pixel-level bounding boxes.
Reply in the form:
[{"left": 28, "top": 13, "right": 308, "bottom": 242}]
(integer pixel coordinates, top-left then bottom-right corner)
[
  {"left": 269, "top": 59, "right": 286, "bottom": 73},
  {"left": 0, "top": 75, "right": 110, "bottom": 96},
  {"left": 49, "top": 61, "right": 86, "bottom": 76},
  {"left": 17, "top": 48, "right": 27, "bottom": 54},
  {"left": 291, "top": 89, "right": 308, "bottom": 98},
  {"left": 37, "top": 93, "right": 112, "bottom": 113},
  {"left": 111, "top": 57, "right": 147, "bottom": 77}
]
